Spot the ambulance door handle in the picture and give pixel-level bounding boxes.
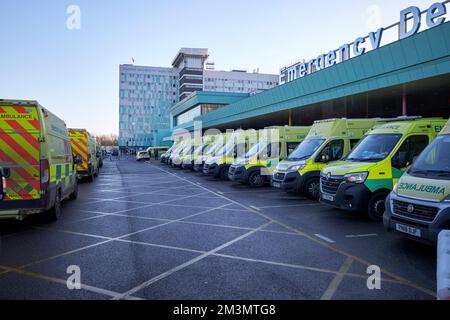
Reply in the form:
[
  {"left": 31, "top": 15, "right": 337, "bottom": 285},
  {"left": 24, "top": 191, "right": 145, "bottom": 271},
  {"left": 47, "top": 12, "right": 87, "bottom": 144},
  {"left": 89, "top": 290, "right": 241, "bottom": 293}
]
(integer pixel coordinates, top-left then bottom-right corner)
[{"left": 379, "top": 172, "right": 386, "bottom": 175}]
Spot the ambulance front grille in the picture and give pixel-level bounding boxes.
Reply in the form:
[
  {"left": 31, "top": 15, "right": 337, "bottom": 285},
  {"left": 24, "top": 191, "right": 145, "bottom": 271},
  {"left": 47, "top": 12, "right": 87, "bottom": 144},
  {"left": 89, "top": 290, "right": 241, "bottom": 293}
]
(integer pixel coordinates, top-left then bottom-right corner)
[
  {"left": 392, "top": 200, "right": 439, "bottom": 223},
  {"left": 320, "top": 176, "right": 344, "bottom": 196}
]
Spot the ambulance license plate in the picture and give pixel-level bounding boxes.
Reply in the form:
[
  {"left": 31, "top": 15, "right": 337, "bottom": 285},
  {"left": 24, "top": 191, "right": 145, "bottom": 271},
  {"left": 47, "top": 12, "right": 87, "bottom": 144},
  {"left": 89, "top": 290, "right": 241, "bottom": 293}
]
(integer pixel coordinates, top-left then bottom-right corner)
[
  {"left": 273, "top": 182, "right": 281, "bottom": 189},
  {"left": 322, "top": 194, "right": 334, "bottom": 202},
  {"left": 396, "top": 224, "right": 421, "bottom": 237}
]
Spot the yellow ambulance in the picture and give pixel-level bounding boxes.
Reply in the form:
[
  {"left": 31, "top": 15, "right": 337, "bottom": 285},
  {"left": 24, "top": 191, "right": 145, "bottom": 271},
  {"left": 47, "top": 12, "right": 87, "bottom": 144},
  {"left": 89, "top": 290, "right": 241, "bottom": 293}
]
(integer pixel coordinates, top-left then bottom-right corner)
[
  {"left": 69, "top": 129, "right": 99, "bottom": 182},
  {"left": 384, "top": 119, "right": 450, "bottom": 244},
  {"left": 320, "top": 117, "right": 447, "bottom": 220},
  {"left": 272, "top": 118, "right": 382, "bottom": 199},
  {"left": 0, "top": 100, "right": 79, "bottom": 220},
  {"left": 203, "top": 130, "right": 258, "bottom": 180},
  {"left": 228, "top": 126, "right": 311, "bottom": 187}
]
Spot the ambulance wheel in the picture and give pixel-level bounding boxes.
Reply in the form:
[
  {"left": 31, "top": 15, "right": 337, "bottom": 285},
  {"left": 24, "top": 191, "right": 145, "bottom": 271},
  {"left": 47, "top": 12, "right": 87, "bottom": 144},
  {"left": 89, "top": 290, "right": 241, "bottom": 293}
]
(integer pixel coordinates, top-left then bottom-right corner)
[
  {"left": 220, "top": 167, "right": 229, "bottom": 181},
  {"left": 249, "top": 171, "right": 266, "bottom": 188},
  {"left": 304, "top": 178, "right": 320, "bottom": 200},
  {"left": 69, "top": 180, "right": 78, "bottom": 200},
  {"left": 48, "top": 191, "right": 62, "bottom": 221},
  {"left": 367, "top": 191, "right": 388, "bottom": 221}
]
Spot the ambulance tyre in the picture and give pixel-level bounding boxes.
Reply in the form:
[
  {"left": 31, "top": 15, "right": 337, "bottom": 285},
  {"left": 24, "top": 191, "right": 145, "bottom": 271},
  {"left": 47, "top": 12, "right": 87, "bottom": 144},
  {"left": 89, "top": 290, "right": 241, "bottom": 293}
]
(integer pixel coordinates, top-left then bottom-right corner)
[
  {"left": 304, "top": 178, "right": 320, "bottom": 200},
  {"left": 47, "top": 190, "right": 62, "bottom": 221},
  {"left": 220, "top": 167, "right": 229, "bottom": 181},
  {"left": 249, "top": 171, "right": 266, "bottom": 188},
  {"left": 367, "top": 191, "right": 389, "bottom": 221},
  {"left": 69, "top": 179, "right": 78, "bottom": 200}
]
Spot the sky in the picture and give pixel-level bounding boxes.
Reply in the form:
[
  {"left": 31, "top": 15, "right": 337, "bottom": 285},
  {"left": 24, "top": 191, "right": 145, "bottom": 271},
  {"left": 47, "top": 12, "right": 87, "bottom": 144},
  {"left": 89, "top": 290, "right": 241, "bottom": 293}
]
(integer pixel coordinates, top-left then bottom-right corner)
[{"left": 0, "top": 0, "right": 438, "bottom": 135}]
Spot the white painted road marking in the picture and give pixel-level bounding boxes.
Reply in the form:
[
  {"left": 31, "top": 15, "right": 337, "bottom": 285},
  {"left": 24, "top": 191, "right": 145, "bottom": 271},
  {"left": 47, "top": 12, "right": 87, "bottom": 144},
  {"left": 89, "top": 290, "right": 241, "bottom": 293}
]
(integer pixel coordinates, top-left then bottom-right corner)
[
  {"left": 314, "top": 234, "right": 336, "bottom": 244},
  {"left": 345, "top": 234, "right": 378, "bottom": 239}
]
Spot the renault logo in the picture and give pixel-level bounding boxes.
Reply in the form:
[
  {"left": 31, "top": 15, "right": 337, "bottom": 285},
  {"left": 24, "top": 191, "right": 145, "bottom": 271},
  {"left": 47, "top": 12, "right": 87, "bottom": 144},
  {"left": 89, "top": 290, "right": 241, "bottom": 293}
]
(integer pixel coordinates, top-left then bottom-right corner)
[
  {"left": 407, "top": 204, "right": 415, "bottom": 213},
  {"left": 327, "top": 173, "right": 331, "bottom": 180}
]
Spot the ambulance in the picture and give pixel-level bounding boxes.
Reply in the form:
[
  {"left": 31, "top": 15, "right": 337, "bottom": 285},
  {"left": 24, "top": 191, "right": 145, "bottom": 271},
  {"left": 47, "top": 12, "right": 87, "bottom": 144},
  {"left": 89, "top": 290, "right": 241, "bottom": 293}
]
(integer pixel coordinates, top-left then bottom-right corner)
[
  {"left": 384, "top": 119, "right": 450, "bottom": 244},
  {"left": 69, "top": 129, "right": 100, "bottom": 182},
  {"left": 0, "top": 100, "right": 79, "bottom": 220},
  {"left": 182, "top": 134, "right": 219, "bottom": 171},
  {"left": 169, "top": 138, "right": 192, "bottom": 167},
  {"left": 193, "top": 134, "right": 225, "bottom": 172},
  {"left": 228, "top": 126, "right": 311, "bottom": 187},
  {"left": 203, "top": 130, "right": 257, "bottom": 180},
  {"left": 272, "top": 119, "right": 382, "bottom": 199},
  {"left": 161, "top": 140, "right": 182, "bottom": 164},
  {"left": 320, "top": 117, "right": 447, "bottom": 220}
]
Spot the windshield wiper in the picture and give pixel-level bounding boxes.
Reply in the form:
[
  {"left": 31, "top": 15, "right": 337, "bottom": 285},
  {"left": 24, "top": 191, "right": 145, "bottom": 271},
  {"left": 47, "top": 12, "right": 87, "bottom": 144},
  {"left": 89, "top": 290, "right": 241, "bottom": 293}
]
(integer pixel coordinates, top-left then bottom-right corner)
[
  {"left": 412, "top": 169, "right": 450, "bottom": 176},
  {"left": 287, "top": 155, "right": 310, "bottom": 161}
]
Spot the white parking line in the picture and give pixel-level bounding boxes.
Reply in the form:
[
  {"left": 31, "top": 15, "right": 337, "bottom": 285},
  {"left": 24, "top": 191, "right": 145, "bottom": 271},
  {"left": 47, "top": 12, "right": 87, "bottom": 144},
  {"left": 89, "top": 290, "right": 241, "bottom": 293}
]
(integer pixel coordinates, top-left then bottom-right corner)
[
  {"left": 0, "top": 264, "right": 135, "bottom": 300},
  {"left": 345, "top": 234, "right": 378, "bottom": 239},
  {"left": 113, "top": 222, "right": 273, "bottom": 300},
  {"left": 314, "top": 234, "right": 336, "bottom": 244},
  {"left": 258, "top": 203, "right": 321, "bottom": 209}
]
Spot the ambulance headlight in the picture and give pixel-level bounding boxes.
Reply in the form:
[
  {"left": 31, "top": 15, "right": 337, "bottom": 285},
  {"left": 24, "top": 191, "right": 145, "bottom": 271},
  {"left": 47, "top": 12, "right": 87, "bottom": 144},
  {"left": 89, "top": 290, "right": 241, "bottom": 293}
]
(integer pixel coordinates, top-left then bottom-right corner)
[
  {"left": 288, "top": 164, "right": 306, "bottom": 172},
  {"left": 393, "top": 182, "right": 399, "bottom": 195},
  {"left": 344, "top": 172, "right": 368, "bottom": 184}
]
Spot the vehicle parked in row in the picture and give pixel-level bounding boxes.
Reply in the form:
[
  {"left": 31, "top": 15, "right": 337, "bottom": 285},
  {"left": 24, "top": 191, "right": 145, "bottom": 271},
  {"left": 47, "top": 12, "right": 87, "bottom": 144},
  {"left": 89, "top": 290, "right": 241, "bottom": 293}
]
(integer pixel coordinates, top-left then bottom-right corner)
[
  {"left": 193, "top": 134, "right": 225, "bottom": 172},
  {"left": 69, "top": 128, "right": 100, "bottom": 182},
  {"left": 96, "top": 140, "right": 103, "bottom": 168},
  {"left": 169, "top": 139, "right": 192, "bottom": 168},
  {"left": 182, "top": 134, "right": 220, "bottom": 171},
  {"left": 150, "top": 146, "right": 170, "bottom": 160},
  {"left": 272, "top": 118, "right": 383, "bottom": 199},
  {"left": 229, "top": 126, "right": 311, "bottom": 187},
  {"left": 384, "top": 119, "right": 450, "bottom": 244},
  {"left": 161, "top": 143, "right": 180, "bottom": 164},
  {"left": 203, "top": 130, "right": 258, "bottom": 180},
  {"left": 136, "top": 148, "right": 151, "bottom": 162},
  {"left": 320, "top": 117, "right": 447, "bottom": 220},
  {"left": 0, "top": 100, "right": 79, "bottom": 220}
]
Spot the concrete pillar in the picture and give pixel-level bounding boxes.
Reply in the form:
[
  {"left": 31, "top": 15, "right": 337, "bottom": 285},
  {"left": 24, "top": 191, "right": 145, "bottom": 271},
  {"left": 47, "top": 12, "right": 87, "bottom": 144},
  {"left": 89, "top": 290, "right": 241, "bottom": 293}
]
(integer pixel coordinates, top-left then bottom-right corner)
[{"left": 402, "top": 85, "right": 408, "bottom": 116}]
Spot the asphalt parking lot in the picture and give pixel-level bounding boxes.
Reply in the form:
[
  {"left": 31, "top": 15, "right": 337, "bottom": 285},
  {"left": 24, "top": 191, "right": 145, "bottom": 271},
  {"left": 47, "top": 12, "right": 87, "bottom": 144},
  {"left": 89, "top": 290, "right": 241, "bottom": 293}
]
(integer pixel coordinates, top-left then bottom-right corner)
[{"left": 0, "top": 158, "right": 437, "bottom": 300}]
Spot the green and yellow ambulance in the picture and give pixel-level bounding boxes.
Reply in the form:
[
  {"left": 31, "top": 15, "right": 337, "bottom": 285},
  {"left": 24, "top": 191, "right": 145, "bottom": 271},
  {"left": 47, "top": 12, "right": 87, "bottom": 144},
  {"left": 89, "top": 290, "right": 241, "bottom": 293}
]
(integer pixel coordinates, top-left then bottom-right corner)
[
  {"left": 272, "top": 119, "right": 382, "bottom": 199},
  {"left": 384, "top": 119, "right": 450, "bottom": 244},
  {"left": 167, "top": 139, "right": 188, "bottom": 166},
  {"left": 169, "top": 137, "right": 194, "bottom": 168},
  {"left": 182, "top": 134, "right": 219, "bottom": 171},
  {"left": 320, "top": 117, "right": 447, "bottom": 220},
  {"left": 203, "top": 130, "right": 257, "bottom": 180},
  {"left": 161, "top": 140, "right": 182, "bottom": 164},
  {"left": 0, "top": 100, "right": 79, "bottom": 221},
  {"left": 193, "top": 134, "right": 224, "bottom": 172},
  {"left": 228, "top": 126, "right": 311, "bottom": 188}
]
